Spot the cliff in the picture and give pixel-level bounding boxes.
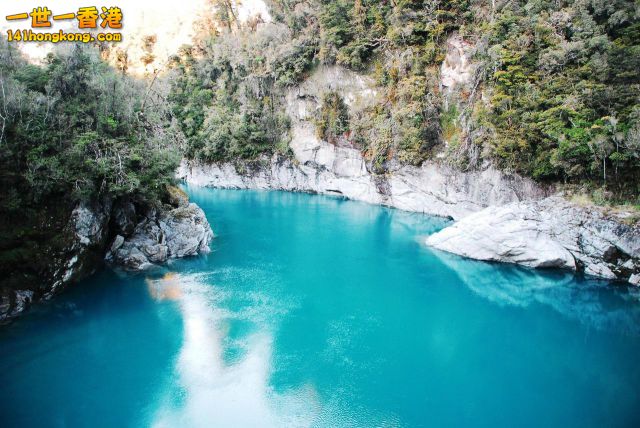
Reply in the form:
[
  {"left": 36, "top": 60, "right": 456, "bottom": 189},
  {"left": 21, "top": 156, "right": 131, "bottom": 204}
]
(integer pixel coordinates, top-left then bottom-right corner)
[
  {"left": 178, "top": 62, "right": 547, "bottom": 220},
  {"left": 177, "top": 49, "right": 639, "bottom": 284},
  {"left": 0, "top": 190, "right": 213, "bottom": 323}
]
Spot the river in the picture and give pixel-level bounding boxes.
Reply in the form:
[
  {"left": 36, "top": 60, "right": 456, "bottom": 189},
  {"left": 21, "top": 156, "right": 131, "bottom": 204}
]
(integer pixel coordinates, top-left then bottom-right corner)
[{"left": 1, "top": 187, "right": 640, "bottom": 427}]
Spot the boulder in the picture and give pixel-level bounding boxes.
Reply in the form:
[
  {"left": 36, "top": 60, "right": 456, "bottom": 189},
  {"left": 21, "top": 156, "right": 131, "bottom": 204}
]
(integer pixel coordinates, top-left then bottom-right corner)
[
  {"left": 106, "top": 202, "right": 213, "bottom": 271},
  {"left": 427, "top": 197, "right": 640, "bottom": 283}
]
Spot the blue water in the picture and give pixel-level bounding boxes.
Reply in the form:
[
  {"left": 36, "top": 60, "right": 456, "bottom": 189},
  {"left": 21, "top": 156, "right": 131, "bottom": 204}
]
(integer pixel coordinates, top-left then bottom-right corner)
[{"left": 2, "top": 188, "right": 640, "bottom": 428}]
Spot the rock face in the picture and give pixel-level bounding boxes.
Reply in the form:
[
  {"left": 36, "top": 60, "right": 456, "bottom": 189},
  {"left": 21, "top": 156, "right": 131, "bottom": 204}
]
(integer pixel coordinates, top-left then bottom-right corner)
[
  {"left": 426, "top": 198, "right": 640, "bottom": 283},
  {"left": 178, "top": 59, "right": 638, "bottom": 284},
  {"left": 178, "top": 64, "right": 546, "bottom": 221},
  {"left": 178, "top": 157, "right": 545, "bottom": 221},
  {"left": 106, "top": 202, "right": 213, "bottom": 271},
  {"left": 0, "top": 289, "right": 35, "bottom": 323},
  {"left": 0, "top": 200, "right": 112, "bottom": 323},
  {"left": 440, "top": 36, "right": 474, "bottom": 92},
  {"left": 179, "top": 54, "right": 544, "bottom": 221},
  {"left": 53, "top": 200, "right": 113, "bottom": 294},
  {"left": 0, "top": 189, "right": 213, "bottom": 323}
]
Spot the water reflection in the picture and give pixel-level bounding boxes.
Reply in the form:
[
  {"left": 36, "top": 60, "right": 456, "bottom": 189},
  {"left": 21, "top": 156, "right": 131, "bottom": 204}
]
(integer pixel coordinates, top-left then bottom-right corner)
[
  {"left": 147, "top": 273, "right": 321, "bottom": 428},
  {"left": 430, "top": 249, "right": 640, "bottom": 336}
]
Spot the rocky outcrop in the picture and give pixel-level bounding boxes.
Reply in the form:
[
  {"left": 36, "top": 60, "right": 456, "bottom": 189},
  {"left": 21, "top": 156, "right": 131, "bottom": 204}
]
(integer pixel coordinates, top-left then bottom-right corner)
[
  {"left": 57, "top": 200, "right": 113, "bottom": 289},
  {"left": 0, "top": 189, "right": 213, "bottom": 323},
  {"left": 0, "top": 199, "right": 112, "bottom": 323},
  {"left": 106, "top": 202, "right": 213, "bottom": 271},
  {"left": 178, "top": 55, "right": 636, "bottom": 285},
  {"left": 426, "top": 197, "right": 640, "bottom": 283},
  {"left": 178, "top": 64, "right": 546, "bottom": 221}
]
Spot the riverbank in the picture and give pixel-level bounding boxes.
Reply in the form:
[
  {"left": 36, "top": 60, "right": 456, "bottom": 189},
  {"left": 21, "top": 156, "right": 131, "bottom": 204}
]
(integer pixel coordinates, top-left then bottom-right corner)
[
  {"left": 179, "top": 150, "right": 639, "bottom": 285},
  {"left": 0, "top": 189, "right": 213, "bottom": 323}
]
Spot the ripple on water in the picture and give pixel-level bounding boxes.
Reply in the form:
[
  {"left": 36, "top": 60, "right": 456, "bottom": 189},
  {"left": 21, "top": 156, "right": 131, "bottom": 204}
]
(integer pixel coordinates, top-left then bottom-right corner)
[{"left": 1, "top": 188, "right": 640, "bottom": 428}]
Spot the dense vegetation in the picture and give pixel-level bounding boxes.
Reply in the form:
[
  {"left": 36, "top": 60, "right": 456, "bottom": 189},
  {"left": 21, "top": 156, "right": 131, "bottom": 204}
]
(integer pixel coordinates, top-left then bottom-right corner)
[
  {"left": 315, "top": 91, "right": 350, "bottom": 143},
  {"left": 0, "top": 40, "right": 180, "bottom": 290},
  {"left": 171, "top": 0, "right": 469, "bottom": 166},
  {"left": 170, "top": 0, "right": 639, "bottom": 201},
  {"left": 0, "top": 42, "right": 179, "bottom": 205},
  {"left": 168, "top": 22, "right": 293, "bottom": 163},
  {"left": 478, "top": 0, "right": 640, "bottom": 199}
]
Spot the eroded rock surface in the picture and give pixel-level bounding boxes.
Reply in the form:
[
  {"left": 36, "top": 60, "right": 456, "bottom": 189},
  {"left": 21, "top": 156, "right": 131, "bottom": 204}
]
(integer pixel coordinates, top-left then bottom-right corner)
[
  {"left": 178, "top": 50, "right": 635, "bottom": 285},
  {"left": 106, "top": 202, "right": 213, "bottom": 271},
  {"left": 1, "top": 190, "right": 213, "bottom": 322},
  {"left": 427, "top": 198, "right": 640, "bottom": 283}
]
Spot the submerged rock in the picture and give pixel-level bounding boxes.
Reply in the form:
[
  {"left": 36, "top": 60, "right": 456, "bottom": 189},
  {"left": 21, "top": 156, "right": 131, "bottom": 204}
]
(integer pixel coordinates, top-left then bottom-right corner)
[{"left": 426, "top": 198, "right": 640, "bottom": 284}]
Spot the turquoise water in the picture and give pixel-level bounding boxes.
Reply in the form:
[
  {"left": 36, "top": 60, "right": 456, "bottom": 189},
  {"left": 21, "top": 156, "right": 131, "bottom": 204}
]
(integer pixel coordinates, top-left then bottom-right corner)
[{"left": 2, "top": 188, "right": 640, "bottom": 427}]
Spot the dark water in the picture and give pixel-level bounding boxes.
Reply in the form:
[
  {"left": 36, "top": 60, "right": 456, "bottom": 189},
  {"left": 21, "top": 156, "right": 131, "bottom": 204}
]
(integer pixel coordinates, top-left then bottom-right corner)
[{"left": 2, "top": 187, "right": 640, "bottom": 427}]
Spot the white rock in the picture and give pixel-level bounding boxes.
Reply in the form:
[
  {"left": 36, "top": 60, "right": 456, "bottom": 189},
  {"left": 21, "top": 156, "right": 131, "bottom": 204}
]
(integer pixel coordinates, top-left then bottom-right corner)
[
  {"left": 427, "top": 198, "right": 640, "bottom": 281},
  {"left": 177, "top": 152, "right": 544, "bottom": 222},
  {"left": 71, "top": 202, "right": 110, "bottom": 246},
  {"left": 426, "top": 204, "right": 575, "bottom": 269},
  {"left": 176, "top": 61, "right": 638, "bottom": 283},
  {"left": 441, "top": 36, "right": 474, "bottom": 91}
]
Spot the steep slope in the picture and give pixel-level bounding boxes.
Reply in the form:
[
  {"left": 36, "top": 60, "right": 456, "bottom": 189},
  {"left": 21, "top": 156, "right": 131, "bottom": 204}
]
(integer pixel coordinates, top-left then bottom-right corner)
[{"left": 177, "top": 32, "right": 639, "bottom": 283}]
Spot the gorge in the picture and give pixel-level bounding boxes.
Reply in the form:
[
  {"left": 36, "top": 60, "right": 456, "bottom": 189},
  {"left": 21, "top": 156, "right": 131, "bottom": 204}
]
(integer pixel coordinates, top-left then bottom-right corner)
[
  {"left": 1, "top": 0, "right": 639, "bottom": 425},
  {"left": 2, "top": 188, "right": 640, "bottom": 427},
  {"left": 177, "top": 62, "right": 639, "bottom": 284}
]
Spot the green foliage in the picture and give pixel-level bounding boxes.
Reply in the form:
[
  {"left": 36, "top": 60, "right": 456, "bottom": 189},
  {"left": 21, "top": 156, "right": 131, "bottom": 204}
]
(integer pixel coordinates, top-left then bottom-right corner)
[
  {"left": 271, "top": 39, "right": 317, "bottom": 85},
  {"left": 179, "top": 0, "right": 638, "bottom": 200},
  {"left": 441, "top": 105, "right": 460, "bottom": 145},
  {"left": 0, "top": 42, "right": 179, "bottom": 207},
  {"left": 173, "top": 0, "right": 471, "bottom": 167},
  {"left": 314, "top": 0, "right": 469, "bottom": 70},
  {"left": 315, "top": 91, "right": 350, "bottom": 143},
  {"left": 480, "top": 0, "right": 640, "bottom": 197},
  {"left": 169, "top": 25, "right": 295, "bottom": 162},
  {"left": 0, "top": 41, "right": 181, "bottom": 292},
  {"left": 308, "top": 0, "right": 468, "bottom": 165}
]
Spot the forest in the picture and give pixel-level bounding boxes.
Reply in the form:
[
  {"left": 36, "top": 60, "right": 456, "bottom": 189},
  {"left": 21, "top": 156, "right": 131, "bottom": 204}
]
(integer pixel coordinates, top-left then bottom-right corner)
[
  {"left": 170, "top": 0, "right": 640, "bottom": 201},
  {"left": 0, "top": 0, "right": 638, "bottom": 283},
  {"left": 0, "top": 41, "right": 179, "bottom": 289}
]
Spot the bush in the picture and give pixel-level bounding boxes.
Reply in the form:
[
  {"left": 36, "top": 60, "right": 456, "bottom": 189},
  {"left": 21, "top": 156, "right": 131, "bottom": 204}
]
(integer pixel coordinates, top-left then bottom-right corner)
[
  {"left": 0, "top": 41, "right": 179, "bottom": 207},
  {"left": 315, "top": 91, "right": 350, "bottom": 143}
]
